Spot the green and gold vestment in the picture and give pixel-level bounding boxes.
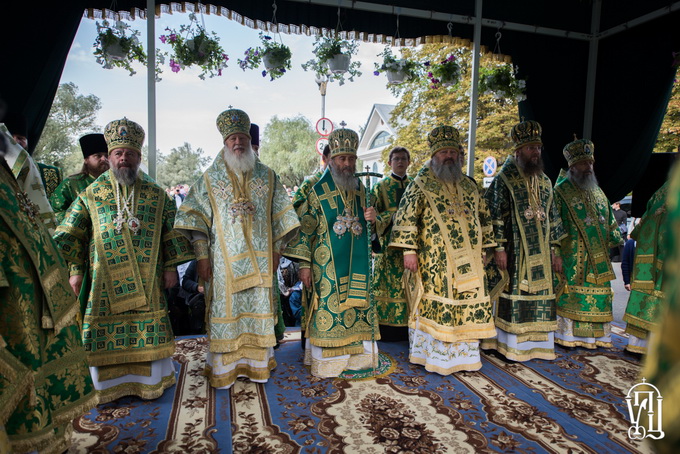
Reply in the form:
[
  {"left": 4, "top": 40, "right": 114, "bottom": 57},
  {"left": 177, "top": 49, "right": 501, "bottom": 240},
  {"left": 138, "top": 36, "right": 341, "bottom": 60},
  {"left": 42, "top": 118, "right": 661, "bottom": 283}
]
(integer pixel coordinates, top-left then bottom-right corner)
[
  {"left": 285, "top": 168, "right": 379, "bottom": 357},
  {"left": 175, "top": 156, "right": 299, "bottom": 387},
  {"left": 49, "top": 172, "right": 94, "bottom": 224},
  {"left": 53, "top": 170, "right": 193, "bottom": 402},
  {"left": 37, "top": 162, "right": 62, "bottom": 200},
  {"left": 292, "top": 170, "right": 323, "bottom": 212},
  {"left": 0, "top": 160, "right": 97, "bottom": 453},
  {"left": 553, "top": 171, "right": 621, "bottom": 345},
  {"left": 391, "top": 165, "right": 496, "bottom": 342},
  {"left": 641, "top": 162, "right": 680, "bottom": 454},
  {"left": 484, "top": 155, "right": 566, "bottom": 360},
  {"left": 623, "top": 181, "right": 669, "bottom": 348},
  {"left": 372, "top": 173, "right": 413, "bottom": 327}
]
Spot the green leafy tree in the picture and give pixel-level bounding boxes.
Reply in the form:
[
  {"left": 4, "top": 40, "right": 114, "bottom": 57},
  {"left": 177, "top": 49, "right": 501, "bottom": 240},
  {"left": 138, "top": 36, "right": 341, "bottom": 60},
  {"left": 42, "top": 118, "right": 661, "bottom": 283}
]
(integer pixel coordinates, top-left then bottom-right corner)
[
  {"left": 654, "top": 70, "right": 680, "bottom": 153},
  {"left": 258, "top": 115, "right": 319, "bottom": 188},
  {"left": 156, "top": 142, "right": 210, "bottom": 189},
  {"left": 384, "top": 44, "right": 520, "bottom": 182},
  {"left": 34, "top": 82, "right": 102, "bottom": 169}
]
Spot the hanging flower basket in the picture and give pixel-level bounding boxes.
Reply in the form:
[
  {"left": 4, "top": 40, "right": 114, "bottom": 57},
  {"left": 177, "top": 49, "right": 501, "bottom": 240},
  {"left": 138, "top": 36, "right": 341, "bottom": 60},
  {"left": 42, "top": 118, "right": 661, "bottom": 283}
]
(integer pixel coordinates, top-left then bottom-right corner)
[
  {"left": 238, "top": 32, "right": 292, "bottom": 81},
  {"left": 425, "top": 54, "right": 461, "bottom": 89},
  {"left": 373, "top": 47, "right": 420, "bottom": 85},
  {"left": 93, "top": 20, "right": 152, "bottom": 77},
  {"left": 479, "top": 64, "right": 527, "bottom": 102},
  {"left": 301, "top": 34, "right": 362, "bottom": 85},
  {"left": 159, "top": 13, "right": 228, "bottom": 80}
]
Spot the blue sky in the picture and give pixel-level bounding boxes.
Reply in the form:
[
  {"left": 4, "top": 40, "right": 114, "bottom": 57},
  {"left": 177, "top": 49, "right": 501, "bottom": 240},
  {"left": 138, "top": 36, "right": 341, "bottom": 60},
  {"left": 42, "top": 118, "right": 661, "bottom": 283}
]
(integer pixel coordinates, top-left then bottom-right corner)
[{"left": 61, "top": 11, "right": 399, "bottom": 159}]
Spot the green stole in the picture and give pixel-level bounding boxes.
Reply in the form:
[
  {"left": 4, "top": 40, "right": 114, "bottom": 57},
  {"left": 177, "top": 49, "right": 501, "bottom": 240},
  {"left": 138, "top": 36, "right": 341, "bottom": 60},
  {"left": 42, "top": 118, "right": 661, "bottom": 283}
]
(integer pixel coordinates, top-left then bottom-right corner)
[
  {"left": 554, "top": 172, "right": 615, "bottom": 284},
  {"left": 414, "top": 166, "right": 482, "bottom": 293},
  {"left": 314, "top": 168, "right": 370, "bottom": 309},
  {"left": 86, "top": 172, "right": 165, "bottom": 314},
  {"left": 499, "top": 158, "right": 553, "bottom": 293}
]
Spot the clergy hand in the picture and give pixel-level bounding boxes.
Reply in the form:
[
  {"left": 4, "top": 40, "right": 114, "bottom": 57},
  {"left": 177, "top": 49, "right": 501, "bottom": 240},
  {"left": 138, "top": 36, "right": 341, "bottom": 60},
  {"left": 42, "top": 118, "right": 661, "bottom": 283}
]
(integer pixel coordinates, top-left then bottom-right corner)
[
  {"left": 494, "top": 250, "right": 507, "bottom": 270},
  {"left": 625, "top": 284, "right": 631, "bottom": 291},
  {"left": 164, "top": 271, "right": 178, "bottom": 289},
  {"left": 198, "top": 285, "right": 205, "bottom": 294},
  {"left": 404, "top": 254, "right": 418, "bottom": 272},
  {"left": 551, "top": 252, "right": 563, "bottom": 274},
  {"left": 69, "top": 275, "right": 83, "bottom": 296},
  {"left": 364, "top": 207, "right": 377, "bottom": 225},
  {"left": 300, "top": 268, "right": 312, "bottom": 288},
  {"left": 197, "top": 258, "right": 212, "bottom": 282}
]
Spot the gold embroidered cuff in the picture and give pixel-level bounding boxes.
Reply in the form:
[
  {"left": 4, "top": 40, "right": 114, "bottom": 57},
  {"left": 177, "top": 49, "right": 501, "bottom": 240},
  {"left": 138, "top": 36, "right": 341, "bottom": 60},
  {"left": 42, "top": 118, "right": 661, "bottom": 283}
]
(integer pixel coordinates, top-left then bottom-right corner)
[
  {"left": 299, "top": 261, "right": 311, "bottom": 269},
  {"left": 403, "top": 250, "right": 417, "bottom": 256},
  {"left": 193, "top": 239, "right": 210, "bottom": 260},
  {"left": 69, "top": 263, "right": 85, "bottom": 277},
  {"left": 495, "top": 246, "right": 505, "bottom": 252}
]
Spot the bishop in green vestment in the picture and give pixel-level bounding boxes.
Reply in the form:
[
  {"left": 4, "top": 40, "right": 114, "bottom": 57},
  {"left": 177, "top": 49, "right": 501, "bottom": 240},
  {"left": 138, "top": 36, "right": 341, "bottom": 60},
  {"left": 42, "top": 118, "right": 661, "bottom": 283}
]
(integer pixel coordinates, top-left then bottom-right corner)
[
  {"left": 554, "top": 139, "right": 622, "bottom": 349},
  {"left": 174, "top": 109, "right": 299, "bottom": 389},
  {"left": 623, "top": 180, "right": 669, "bottom": 353},
  {"left": 391, "top": 127, "right": 496, "bottom": 374},
  {"left": 0, "top": 154, "right": 97, "bottom": 453},
  {"left": 484, "top": 120, "right": 566, "bottom": 361},
  {"left": 372, "top": 146, "right": 413, "bottom": 341},
  {"left": 54, "top": 118, "right": 194, "bottom": 404},
  {"left": 285, "top": 128, "right": 380, "bottom": 378},
  {"left": 49, "top": 133, "right": 109, "bottom": 224}
]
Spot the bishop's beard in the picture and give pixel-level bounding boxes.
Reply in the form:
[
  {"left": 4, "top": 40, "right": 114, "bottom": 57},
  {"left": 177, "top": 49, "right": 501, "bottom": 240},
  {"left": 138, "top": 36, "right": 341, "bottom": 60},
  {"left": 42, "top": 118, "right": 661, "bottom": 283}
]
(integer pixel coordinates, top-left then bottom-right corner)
[
  {"left": 111, "top": 164, "right": 139, "bottom": 186},
  {"left": 516, "top": 153, "right": 544, "bottom": 176},
  {"left": 568, "top": 167, "right": 599, "bottom": 190},
  {"left": 329, "top": 161, "right": 357, "bottom": 192},
  {"left": 430, "top": 157, "right": 462, "bottom": 183},
  {"left": 223, "top": 144, "right": 257, "bottom": 174}
]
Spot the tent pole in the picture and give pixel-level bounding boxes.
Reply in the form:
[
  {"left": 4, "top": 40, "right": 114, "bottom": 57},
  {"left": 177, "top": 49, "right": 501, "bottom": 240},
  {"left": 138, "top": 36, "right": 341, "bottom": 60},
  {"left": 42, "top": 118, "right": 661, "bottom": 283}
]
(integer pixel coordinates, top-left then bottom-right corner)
[
  {"left": 147, "top": 0, "right": 157, "bottom": 179},
  {"left": 583, "top": 0, "right": 602, "bottom": 139},
  {"left": 466, "top": 0, "right": 482, "bottom": 177}
]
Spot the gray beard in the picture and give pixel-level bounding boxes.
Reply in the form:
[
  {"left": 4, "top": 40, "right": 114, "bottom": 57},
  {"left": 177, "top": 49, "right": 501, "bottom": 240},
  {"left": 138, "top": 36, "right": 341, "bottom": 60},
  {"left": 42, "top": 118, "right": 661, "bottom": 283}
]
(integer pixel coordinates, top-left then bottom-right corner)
[
  {"left": 430, "top": 158, "right": 462, "bottom": 183},
  {"left": 516, "top": 154, "right": 544, "bottom": 176},
  {"left": 329, "top": 163, "right": 357, "bottom": 192},
  {"left": 224, "top": 145, "right": 257, "bottom": 173},
  {"left": 112, "top": 165, "right": 139, "bottom": 186},
  {"left": 568, "top": 167, "right": 599, "bottom": 190}
]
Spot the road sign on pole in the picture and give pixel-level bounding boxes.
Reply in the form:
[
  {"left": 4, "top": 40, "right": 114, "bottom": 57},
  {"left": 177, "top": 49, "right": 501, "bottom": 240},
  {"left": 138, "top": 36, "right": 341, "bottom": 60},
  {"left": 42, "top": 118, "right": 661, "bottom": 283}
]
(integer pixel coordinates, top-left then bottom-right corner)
[
  {"left": 315, "top": 118, "right": 333, "bottom": 136},
  {"left": 483, "top": 156, "right": 497, "bottom": 177},
  {"left": 315, "top": 137, "right": 329, "bottom": 156}
]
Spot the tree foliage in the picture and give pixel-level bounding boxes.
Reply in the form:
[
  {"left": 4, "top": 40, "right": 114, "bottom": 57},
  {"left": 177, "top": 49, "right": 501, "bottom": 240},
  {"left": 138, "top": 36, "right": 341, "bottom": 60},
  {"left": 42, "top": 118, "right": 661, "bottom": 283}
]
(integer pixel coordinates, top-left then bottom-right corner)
[
  {"left": 384, "top": 44, "right": 521, "bottom": 182},
  {"left": 156, "top": 142, "right": 211, "bottom": 189},
  {"left": 654, "top": 69, "right": 680, "bottom": 153},
  {"left": 34, "top": 82, "right": 102, "bottom": 169},
  {"left": 258, "top": 115, "right": 320, "bottom": 187}
]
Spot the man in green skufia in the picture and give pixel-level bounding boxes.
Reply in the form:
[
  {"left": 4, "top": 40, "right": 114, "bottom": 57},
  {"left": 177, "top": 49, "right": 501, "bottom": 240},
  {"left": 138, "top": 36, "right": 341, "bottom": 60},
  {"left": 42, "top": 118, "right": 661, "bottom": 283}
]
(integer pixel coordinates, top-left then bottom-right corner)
[
  {"left": 0, "top": 135, "right": 98, "bottom": 453},
  {"left": 54, "top": 118, "right": 194, "bottom": 404},
  {"left": 623, "top": 180, "right": 669, "bottom": 353},
  {"left": 553, "top": 138, "right": 622, "bottom": 349},
  {"left": 50, "top": 133, "right": 109, "bottom": 224},
  {"left": 484, "top": 120, "right": 566, "bottom": 361},
  {"left": 371, "top": 146, "right": 413, "bottom": 341},
  {"left": 285, "top": 128, "right": 380, "bottom": 378},
  {"left": 174, "top": 108, "right": 300, "bottom": 389}
]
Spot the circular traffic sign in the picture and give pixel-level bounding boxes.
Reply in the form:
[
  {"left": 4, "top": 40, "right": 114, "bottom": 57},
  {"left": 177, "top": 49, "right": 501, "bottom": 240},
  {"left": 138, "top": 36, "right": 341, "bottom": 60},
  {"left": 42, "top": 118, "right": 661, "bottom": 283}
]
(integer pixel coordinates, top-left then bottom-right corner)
[
  {"left": 483, "top": 156, "right": 497, "bottom": 177},
  {"left": 315, "top": 118, "right": 334, "bottom": 136},
  {"left": 315, "top": 137, "right": 329, "bottom": 156}
]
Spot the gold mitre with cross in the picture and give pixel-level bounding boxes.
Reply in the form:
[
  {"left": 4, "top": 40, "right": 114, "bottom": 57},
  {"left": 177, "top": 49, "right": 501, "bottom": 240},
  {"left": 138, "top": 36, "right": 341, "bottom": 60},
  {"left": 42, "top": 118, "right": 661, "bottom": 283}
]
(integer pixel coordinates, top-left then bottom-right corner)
[
  {"left": 563, "top": 138, "right": 595, "bottom": 167},
  {"left": 328, "top": 128, "right": 359, "bottom": 157},
  {"left": 216, "top": 108, "right": 251, "bottom": 141},
  {"left": 427, "top": 125, "right": 461, "bottom": 156},
  {"left": 510, "top": 119, "right": 542, "bottom": 150},
  {"left": 104, "top": 118, "right": 145, "bottom": 154}
]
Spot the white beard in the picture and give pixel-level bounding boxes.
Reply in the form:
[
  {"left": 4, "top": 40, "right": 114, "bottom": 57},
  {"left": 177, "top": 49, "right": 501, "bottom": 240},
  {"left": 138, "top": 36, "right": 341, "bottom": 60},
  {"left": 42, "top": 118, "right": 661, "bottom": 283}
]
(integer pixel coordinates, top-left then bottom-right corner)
[
  {"left": 429, "top": 157, "right": 462, "bottom": 183},
  {"left": 329, "top": 162, "right": 357, "bottom": 192},
  {"left": 112, "top": 164, "right": 139, "bottom": 186},
  {"left": 223, "top": 144, "right": 257, "bottom": 173},
  {"left": 568, "top": 167, "right": 599, "bottom": 190}
]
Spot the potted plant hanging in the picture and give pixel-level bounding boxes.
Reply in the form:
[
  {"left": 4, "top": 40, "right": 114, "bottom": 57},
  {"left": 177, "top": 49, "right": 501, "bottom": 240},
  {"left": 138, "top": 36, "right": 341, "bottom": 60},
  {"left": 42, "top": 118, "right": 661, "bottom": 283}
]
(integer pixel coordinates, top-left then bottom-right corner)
[
  {"left": 301, "top": 33, "right": 362, "bottom": 85},
  {"left": 94, "top": 20, "right": 150, "bottom": 77},
  {"left": 479, "top": 64, "right": 527, "bottom": 102},
  {"left": 237, "top": 32, "right": 292, "bottom": 81},
  {"left": 159, "top": 13, "right": 229, "bottom": 80},
  {"left": 373, "top": 46, "right": 420, "bottom": 85},
  {"left": 425, "top": 54, "right": 461, "bottom": 89}
]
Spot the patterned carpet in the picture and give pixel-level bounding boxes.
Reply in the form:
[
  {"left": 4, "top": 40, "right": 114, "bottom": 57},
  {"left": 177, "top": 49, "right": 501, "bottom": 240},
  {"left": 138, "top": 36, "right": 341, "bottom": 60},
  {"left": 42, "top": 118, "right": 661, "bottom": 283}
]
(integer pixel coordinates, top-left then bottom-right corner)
[{"left": 70, "top": 327, "right": 652, "bottom": 453}]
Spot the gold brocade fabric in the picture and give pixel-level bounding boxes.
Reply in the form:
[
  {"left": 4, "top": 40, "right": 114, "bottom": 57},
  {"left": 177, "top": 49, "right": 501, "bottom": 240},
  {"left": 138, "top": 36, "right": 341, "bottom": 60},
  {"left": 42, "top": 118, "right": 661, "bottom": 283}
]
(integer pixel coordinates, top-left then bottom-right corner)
[{"left": 390, "top": 164, "right": 497, "bottom": 343}]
